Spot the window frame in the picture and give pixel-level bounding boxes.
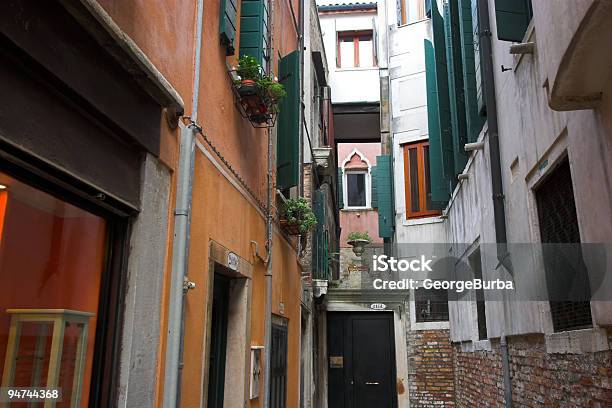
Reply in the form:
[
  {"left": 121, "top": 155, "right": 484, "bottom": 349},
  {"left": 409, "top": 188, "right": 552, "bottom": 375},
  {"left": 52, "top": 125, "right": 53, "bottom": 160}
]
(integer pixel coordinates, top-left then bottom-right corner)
[
  {"left": 336, "top": 30, "right": 377, "bottom": 69},
  {"left": 399, "top": 0, "right": 428, "bottom": 26},
  {"left": 343, "top": 168, "right": 371, "bottom": 210},
  {"left": 402, "top": 141, "right": 441, "bottom": 219}
]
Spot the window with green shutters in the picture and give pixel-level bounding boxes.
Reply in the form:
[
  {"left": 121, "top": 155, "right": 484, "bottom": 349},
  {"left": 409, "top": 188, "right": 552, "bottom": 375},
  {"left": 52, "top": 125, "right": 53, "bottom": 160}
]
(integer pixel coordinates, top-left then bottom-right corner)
[
  {"left": 239, "top": 0, "right": 269, "bottom": 67},
  {"left": 423, "top": 0, "right": 455, "bottom": 208},
  {"left": 443, "top": 0, "right": 469, "bottom": 176},
  {"left": 220, "top": 0, "right": 238, "bottom": 56},
  {"left": 494, "top": 0, "right": 533, "bottom": 42},
  {"left": 313, "top": 190, "right": 330, "bottom": 280},
  {"left": 459, "top": 0, "right": 486, "bottom": 142},
  {"left": 376, "top": 155, "right": 395, "bottom": 238},
  {"left": 276, "top": 51, "right": 300, "bottom": 190},
  {"left": 371, "top": 165, "right": 378, "bottom": 208}
]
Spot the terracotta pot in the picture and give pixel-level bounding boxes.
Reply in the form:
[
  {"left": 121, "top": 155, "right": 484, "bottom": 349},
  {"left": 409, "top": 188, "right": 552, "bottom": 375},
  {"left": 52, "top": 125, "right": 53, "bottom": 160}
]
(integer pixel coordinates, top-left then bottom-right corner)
[{"left": 238, "top": 79, "right": 258, "bottom": 96}]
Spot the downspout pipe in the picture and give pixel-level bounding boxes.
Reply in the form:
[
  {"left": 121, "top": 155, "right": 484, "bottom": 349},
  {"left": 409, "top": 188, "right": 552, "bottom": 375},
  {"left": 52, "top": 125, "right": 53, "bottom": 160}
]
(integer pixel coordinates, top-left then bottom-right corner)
[
  {"left": 476, "top": 0, "right": 512, "bottom": 406},
  {"left": 263, "top": 0, "right": 276, "bottom": 406},
  {"left": 163, "top": 0, "right": 204, "bottom": 405}
]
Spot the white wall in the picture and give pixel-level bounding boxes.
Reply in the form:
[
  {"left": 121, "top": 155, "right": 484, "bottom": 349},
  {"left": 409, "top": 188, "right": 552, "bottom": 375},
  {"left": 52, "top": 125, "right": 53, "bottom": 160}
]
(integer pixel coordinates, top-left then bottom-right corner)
[
  {"left": 444, "top": 0, "right": 612, "bottom": 342},
  {"left": 318, "top": 8, "right": 380, "bottom": 104}
]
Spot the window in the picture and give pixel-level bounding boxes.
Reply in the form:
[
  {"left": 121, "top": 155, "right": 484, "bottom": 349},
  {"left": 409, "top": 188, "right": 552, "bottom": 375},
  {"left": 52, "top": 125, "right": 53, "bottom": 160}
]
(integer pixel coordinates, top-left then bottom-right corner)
[
  {"left": 415, "top": 288, "right": 449, "bottom": 322},
  {"left": 494, "top": 0, "right": 533, "bottom": 42},
  {"left": 0, "top": 171, "right": 111, "bottom": 404},
  {"left": 399, "top": 0, "right": 428, "bottom": 25},
  {"left": 346, "top": 171, "right": 368, "bottom": 208},
  {"left": 337, "top": 31, "right": 375, "bottom": 68},
  {"left": 535, "top": 158, "right": 592, "bottom": 332},
  {"left": 403, "top": 141, "right": 440, "bottom": 219},
  {"left": 270, "top": 320, "right": 288, "bottom": 408},
  {"left": 469, "top": 249, "right": 487, "bottom": 340}
]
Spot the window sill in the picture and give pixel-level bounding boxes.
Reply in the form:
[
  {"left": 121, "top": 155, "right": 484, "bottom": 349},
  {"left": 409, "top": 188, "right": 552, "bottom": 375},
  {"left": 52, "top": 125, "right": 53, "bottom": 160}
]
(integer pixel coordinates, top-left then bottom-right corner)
[
  {"left": 341, "top": 207, "right": 374, "bottom": 212},
  {"left": 411, "top": 320, "right": 449, "bottom": 331},
  {"left": 545, "top": 327, "right": 609, "bottom": 354},
  {"left": 335, "top": 67, "right": 378, "bottom": 72},
  {"left": 397, "top": 17, "right": 430, "bottom": 28},
  {"left": 402, "top": 216, "right": 444, "bottom": 227}
]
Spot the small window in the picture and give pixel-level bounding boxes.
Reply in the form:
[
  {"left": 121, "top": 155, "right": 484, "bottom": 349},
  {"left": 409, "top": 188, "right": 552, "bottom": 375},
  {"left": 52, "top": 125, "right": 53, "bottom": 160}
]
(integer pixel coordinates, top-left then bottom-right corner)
[
  {"left": 415, "top": 288, "right": 449, "bottom": 322},
  {"left": 346, "top": 171, "right": 368, "bottom": 208},
  {"left": 403, "top": 141, "right": 440, "bottom": 219},
  {"left": 337, "top": 31, "right": 376, "bottom": 68},
  {"left": 535, "top": 158, "right": 592, "bottom": 332},
  {"left": 399, "top": 0, "right": 428, "bottom": 25},
  {"left": 469, "top": 249, "right": 487, "bottom": 340}
]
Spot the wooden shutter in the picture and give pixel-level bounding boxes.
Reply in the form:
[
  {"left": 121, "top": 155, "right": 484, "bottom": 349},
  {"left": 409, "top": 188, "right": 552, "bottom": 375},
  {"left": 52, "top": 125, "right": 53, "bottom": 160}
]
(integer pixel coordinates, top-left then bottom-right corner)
[
  {"left": 313, "top": 189, "right": 329, "bottom": 280},
  {"left": 471, "top": 0, "right": 485, "bottom": 114},
  {"left": 371, "top": 165, "right": 378, "bottom": 208},
  {"left": 276, "top": 51, "right": 300, "bottom": 190},
  {"left": 239, "top": 0, "right": 268, "bottom": 64},
  {"left": 443, "top": 0, "right": 469, "bottom": 176},
  {"left": 494, "top": 0, "right": 532, "bottom": 42},
  {"left": 376, "top": 155, "right": 395, "bottom": 238},
  {"left": 337, "top": 168, "right": 344, "bottom": 209},
  {"left": 220, "top": 0, "right": 238, "bottom": 56},
  {"left": 459, "top": 0, "right": 486, "bottom": 143},
  {"left": 424, "top": 0, "right": 454, "bottom": 207}
]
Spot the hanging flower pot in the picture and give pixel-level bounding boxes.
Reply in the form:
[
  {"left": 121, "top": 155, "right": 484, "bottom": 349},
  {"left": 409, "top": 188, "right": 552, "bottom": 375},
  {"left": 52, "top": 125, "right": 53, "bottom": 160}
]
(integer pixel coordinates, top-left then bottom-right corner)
[
  {"left": 237, "top": 79, "right": 258, "bottom": 96},
  {"left": 347, "top": 232, "right": 373, "bottom": 258},
  {"left": 281, "top": 197, "right": 317, "bottom": 236}
]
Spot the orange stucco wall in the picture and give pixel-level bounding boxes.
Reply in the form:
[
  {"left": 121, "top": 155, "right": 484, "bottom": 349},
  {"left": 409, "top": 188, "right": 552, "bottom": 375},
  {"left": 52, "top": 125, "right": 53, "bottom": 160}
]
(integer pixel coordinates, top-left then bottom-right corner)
[{"left": 98, "top": 0, "right": 303, "bottom": 405}]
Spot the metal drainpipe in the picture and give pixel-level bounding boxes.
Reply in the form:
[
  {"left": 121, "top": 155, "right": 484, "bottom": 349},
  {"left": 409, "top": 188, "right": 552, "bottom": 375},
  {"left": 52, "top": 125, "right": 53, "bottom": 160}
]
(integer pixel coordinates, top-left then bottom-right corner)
[
  {"left": 476, "top": 0, "right": 512, "bottom": 406},
  {"left": 263, "top": 0, "right": 276, "bottom": 406},
  {"left": 162, "top": 0, "right": 204, "bottom": 405}
]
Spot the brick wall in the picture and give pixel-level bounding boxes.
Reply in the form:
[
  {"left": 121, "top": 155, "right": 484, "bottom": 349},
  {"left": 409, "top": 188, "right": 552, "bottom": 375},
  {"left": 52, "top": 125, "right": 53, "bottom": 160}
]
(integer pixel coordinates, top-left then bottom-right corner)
[
  {"left": 407, "top": 328, "right": 456, "bottom": 407},
  {"left": 453, "top": 329, "right": 612, "bottom": 407}
]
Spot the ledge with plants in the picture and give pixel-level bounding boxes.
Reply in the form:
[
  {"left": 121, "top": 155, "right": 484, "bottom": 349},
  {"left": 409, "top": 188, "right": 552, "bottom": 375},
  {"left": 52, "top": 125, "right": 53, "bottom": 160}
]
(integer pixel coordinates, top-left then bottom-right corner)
[
  {"left": 229, "top": 56, "right": 287, "bottom": 127},
  {"left": 280, "top": 197, "right": 317, "bottom": 236}
]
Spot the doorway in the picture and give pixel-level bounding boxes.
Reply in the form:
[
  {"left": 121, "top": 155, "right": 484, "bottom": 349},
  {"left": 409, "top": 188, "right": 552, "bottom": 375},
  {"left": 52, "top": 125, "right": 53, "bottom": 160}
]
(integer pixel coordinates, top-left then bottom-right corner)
[
  {"left": 327, "top": 312, "right": 398, "bottom": 408},
  {"left": 207, "top": 273, "right": 230, "bottom": 408}
]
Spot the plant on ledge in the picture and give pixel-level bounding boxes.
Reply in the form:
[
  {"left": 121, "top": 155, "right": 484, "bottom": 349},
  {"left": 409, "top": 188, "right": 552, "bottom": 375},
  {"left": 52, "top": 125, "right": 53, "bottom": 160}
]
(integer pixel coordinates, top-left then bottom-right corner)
[
  {"left": 233, "top": 56, "right": 287, "bottom": 126},
  {"left": 280, "top": 197, "right": 317, "bottom": 236},
  {"left": 347, "top": 231, "right": 372, "bottom": 257}
]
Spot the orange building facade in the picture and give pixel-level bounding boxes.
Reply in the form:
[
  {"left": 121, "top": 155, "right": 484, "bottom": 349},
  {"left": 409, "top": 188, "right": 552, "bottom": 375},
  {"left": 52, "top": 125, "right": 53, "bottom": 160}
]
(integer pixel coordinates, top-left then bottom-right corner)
[{"left": 0, "top": 0, "right": 305, "bottom": 407}]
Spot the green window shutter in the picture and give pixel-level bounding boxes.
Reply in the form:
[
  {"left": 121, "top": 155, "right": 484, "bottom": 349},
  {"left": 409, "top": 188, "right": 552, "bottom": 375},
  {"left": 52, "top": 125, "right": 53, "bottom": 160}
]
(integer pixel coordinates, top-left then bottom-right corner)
[
  {"left": 313, "top": 189, "right": 329, "bottom": 280},
  {"left": 443, "top": 1, "right": 469, "bottom": 176},
  {"left": 337, "top": 168, "right": 344, "bottom": 209},
  {"left": 459, "top": 0, "right": 486, "bottom": 143},
  {"left": 376, "top": 155, "right": 394, "bottom": 238},
  {"left": 470, "top": 0, "right": 485, "bottom": 115},
  {"left": 494, "top": 0, "right": 532, "bottom": 42},
  {"left": 425, "top": 0, "right": 454, "bottom": 207},
  {"left": 239, "top": 0, "right": 269, "bottom": 65},
  {"left": 371, "top": 165, "right": 378, "bottom": 208},
  {"left": 276, "top": 51, "right": 300, "bottom": 190},
  {"left": 220, "top": 0, "right": 238, "bottom": 56}
]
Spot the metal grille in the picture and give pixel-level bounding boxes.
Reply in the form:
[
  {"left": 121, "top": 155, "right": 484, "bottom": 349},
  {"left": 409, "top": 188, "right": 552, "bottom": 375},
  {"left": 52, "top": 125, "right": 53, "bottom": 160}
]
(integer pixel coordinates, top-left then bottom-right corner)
[
  {"left": 535, "top": 159, "right": 592, "bottom": 332},
  {"left": 271, "top": 323, "right": 288, "bottom": 408},
  {"left": 415, "top": 288, "right": 449, "bottom": 322}
]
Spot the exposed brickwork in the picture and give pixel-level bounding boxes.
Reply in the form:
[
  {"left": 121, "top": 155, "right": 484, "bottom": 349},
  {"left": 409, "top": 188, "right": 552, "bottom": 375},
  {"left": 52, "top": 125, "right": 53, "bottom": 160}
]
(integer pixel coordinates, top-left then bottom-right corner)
[
  {"left": 407, "top": 328, "right": 456, "bottom": 407},
  {"left": 453, "top": 329, "right": 612, "bottom": 407},
  {"left": 453, "top": 340, "right": 505, "bottom": 407}
]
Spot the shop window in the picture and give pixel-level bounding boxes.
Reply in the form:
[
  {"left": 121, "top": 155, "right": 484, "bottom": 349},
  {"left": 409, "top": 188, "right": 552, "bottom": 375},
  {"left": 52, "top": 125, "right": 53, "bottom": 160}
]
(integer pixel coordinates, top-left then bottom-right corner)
[
  {"left": 399, "top": 0, "right": 428, "bottom": 25},
  {"left": 337, "top": 31, "right": 375, "bottom": 68},
  {"left": 403, "top": 141, "right": 441, "bottom": 219},
  {"left": 0, "top": 171, "right": 108, "bottom": 404},
  {"left": 415, "top": 288, "right": 449, "bottom": 322},
  {"left": 535, "top": 158, "right": 592, "bottom": 332}
]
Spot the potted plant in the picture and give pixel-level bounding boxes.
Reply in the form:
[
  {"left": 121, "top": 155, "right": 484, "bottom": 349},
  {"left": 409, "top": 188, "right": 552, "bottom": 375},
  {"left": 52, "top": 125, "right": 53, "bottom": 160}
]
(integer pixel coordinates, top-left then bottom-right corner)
[
  {"left": 234, "top": 56, "right": 286, "bottom": 124},
  {"left": 347, "top": 231, "right": 372, "bottom": 257},
  {"left": 280, "top": 197, "right": 317, "bottom": 236}
]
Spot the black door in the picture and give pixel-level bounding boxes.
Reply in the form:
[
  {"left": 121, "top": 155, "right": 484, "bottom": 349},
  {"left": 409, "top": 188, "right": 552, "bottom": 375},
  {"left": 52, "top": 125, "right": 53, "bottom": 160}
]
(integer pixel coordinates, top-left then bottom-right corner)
[
  {"left": 328, "top": 312, "right": 397, "bottom": 408},
  {"left": 207, "top": 274, "right": 230, "bottom": 408}
]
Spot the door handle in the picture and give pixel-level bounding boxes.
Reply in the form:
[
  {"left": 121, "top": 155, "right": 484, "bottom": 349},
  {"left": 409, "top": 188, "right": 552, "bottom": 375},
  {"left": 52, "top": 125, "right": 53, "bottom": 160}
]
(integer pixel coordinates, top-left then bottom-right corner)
[{"left": 365, "top": 382, "right": 380, "bottom": 385}]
